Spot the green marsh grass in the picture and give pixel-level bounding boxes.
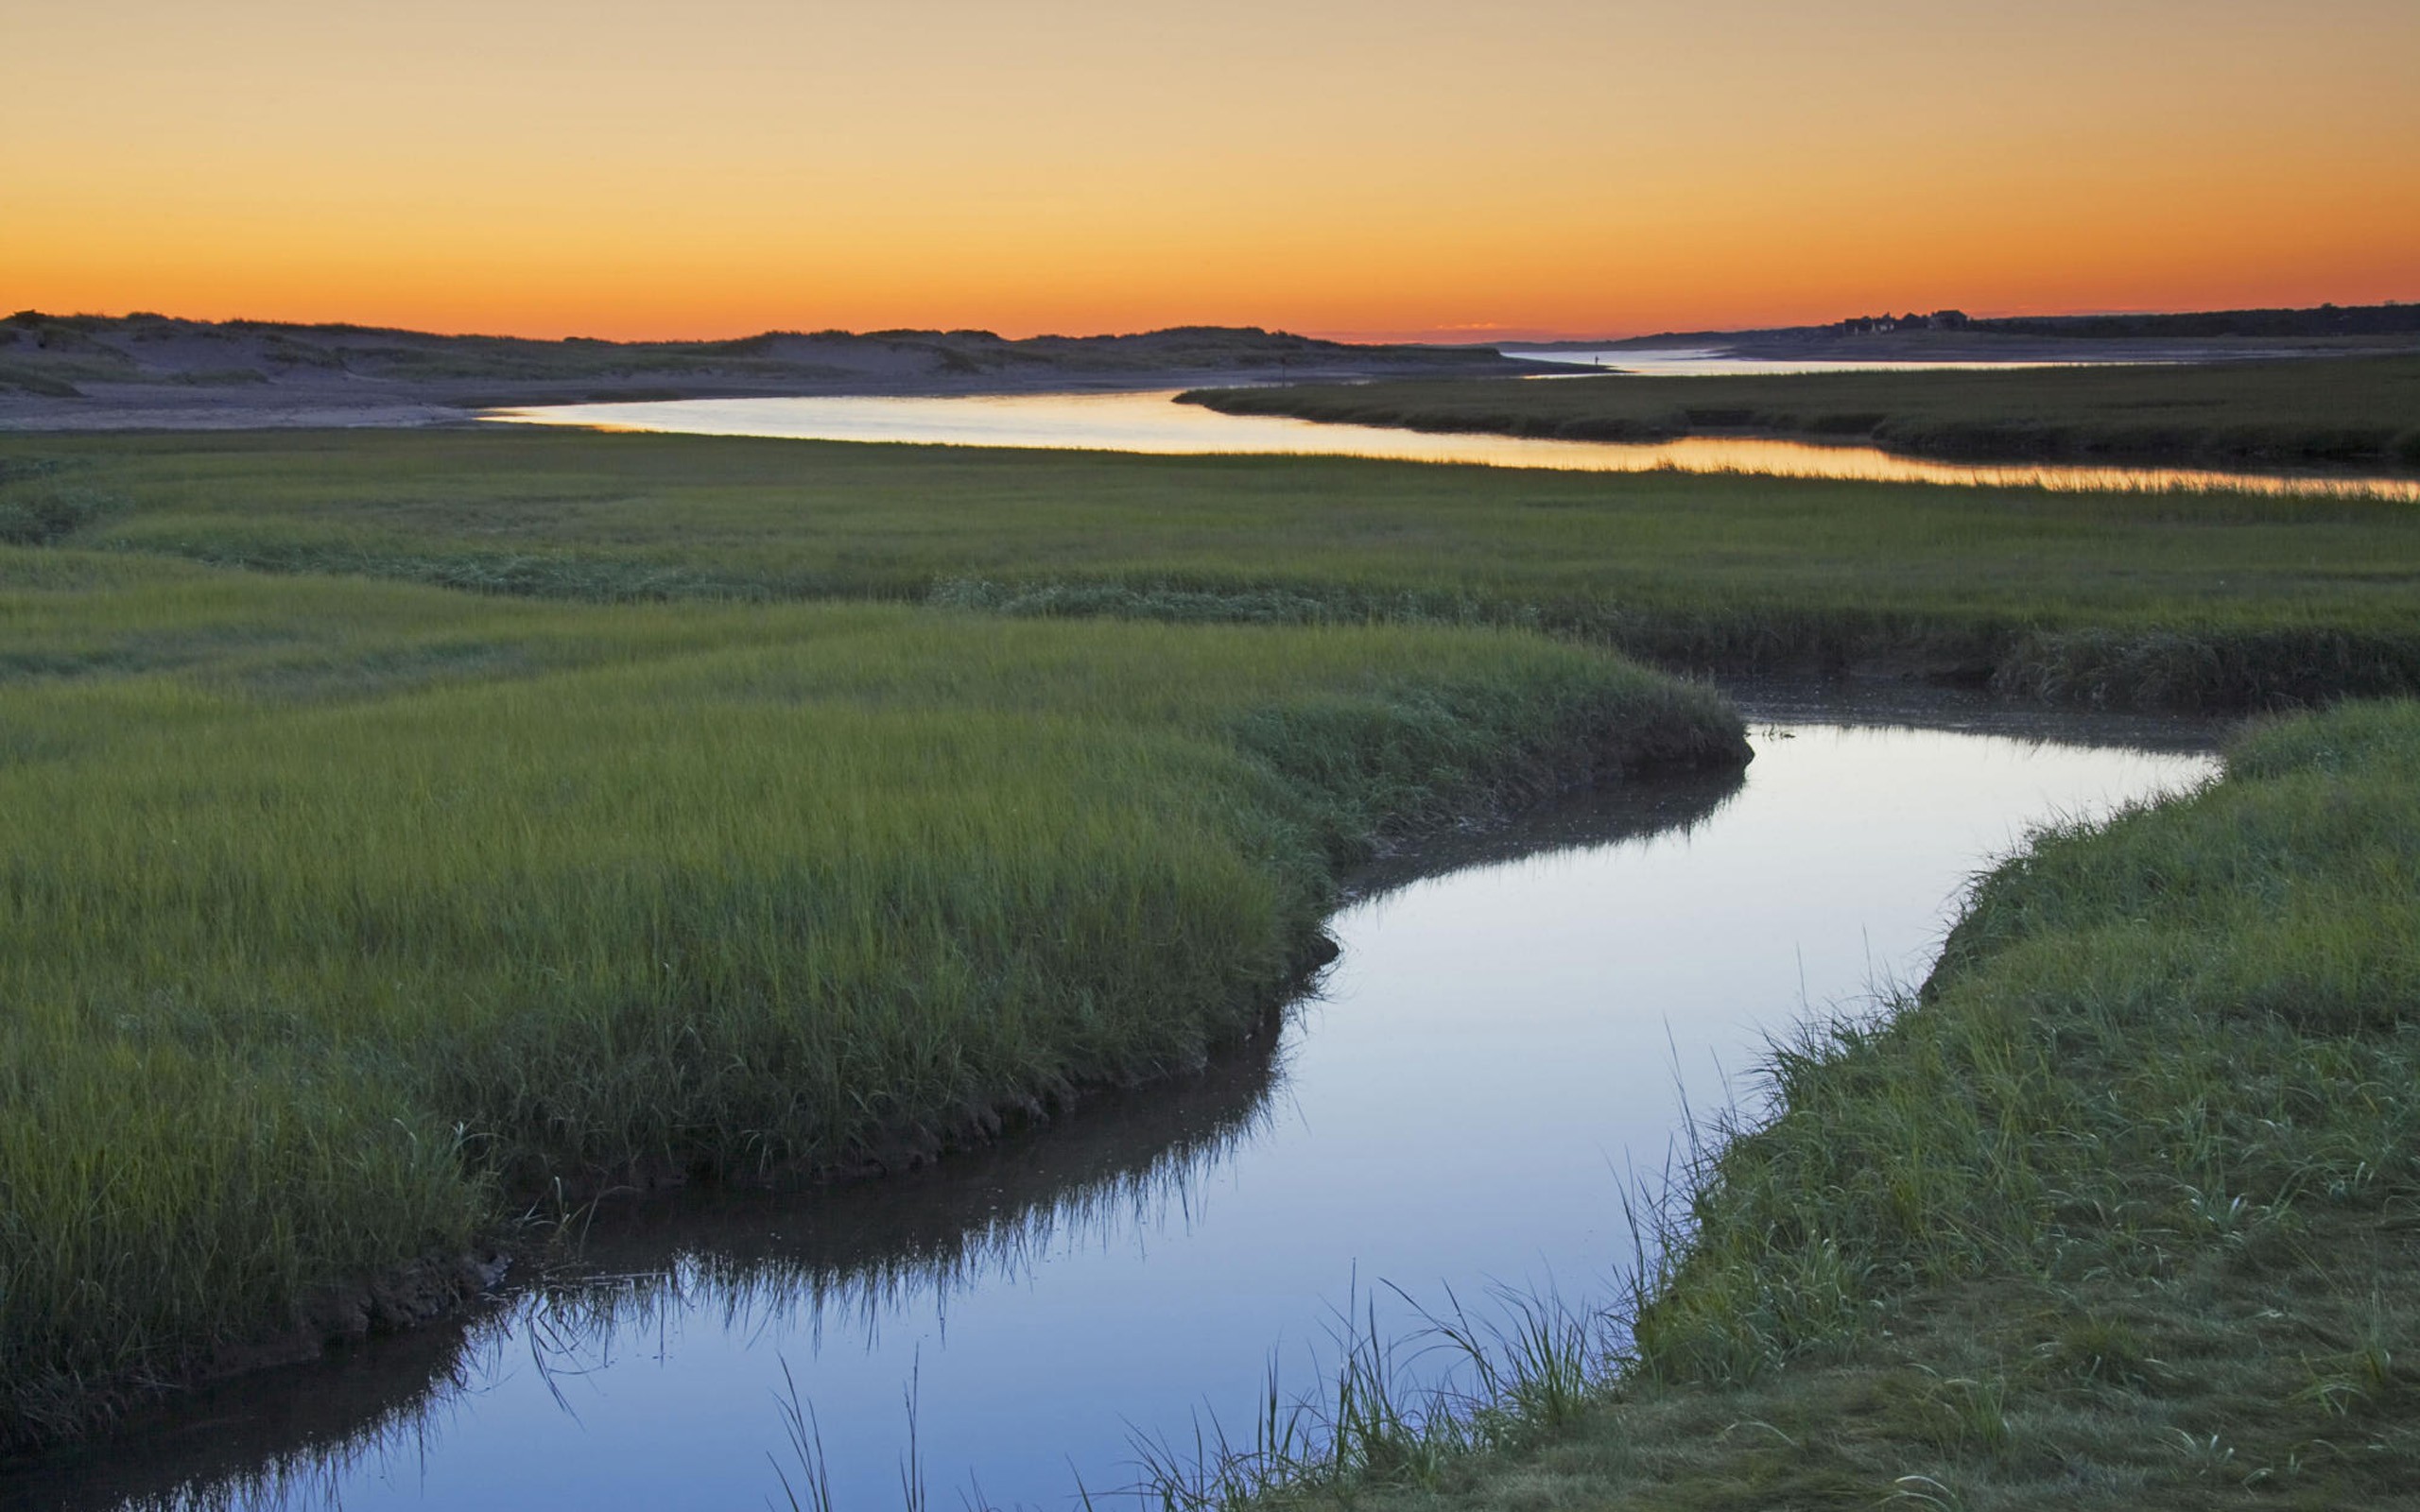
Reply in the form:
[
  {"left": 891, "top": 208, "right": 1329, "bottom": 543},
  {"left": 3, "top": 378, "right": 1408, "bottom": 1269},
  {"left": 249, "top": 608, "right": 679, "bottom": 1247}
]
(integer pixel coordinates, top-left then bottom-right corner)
[
  {"left": 10, "top": 419, "right": 2420, "bottom": 1464},
  {"left": 9, "top": 426, "right": 2420, "bottom": 709},
  {"left": 0, "top": 546, "right": 1741, "bottom": 1447}
]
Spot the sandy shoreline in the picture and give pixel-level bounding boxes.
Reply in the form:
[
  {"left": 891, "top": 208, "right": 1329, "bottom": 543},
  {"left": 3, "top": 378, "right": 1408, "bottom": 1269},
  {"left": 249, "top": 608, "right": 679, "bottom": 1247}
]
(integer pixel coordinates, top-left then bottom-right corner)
[
  {"left": 0, "top": 315, "right": 1540, "bottom": 433},
  {"left": 0, "top": 368, "right": 1490, "bottom": 433},
  {"left": 12, "top": 310, "right": 2412, "bottom": 434}
]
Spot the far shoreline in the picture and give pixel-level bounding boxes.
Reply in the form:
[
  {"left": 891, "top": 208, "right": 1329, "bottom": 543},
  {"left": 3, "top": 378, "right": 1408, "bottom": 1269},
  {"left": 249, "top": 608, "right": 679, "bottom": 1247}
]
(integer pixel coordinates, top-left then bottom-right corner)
[{"left": 1178, "top": 355, "right": 2420, "bottom": 477}]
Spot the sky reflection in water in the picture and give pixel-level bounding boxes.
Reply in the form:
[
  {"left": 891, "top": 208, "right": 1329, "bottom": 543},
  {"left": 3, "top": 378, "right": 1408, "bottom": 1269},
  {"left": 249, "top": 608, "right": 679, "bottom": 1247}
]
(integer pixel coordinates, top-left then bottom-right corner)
[
  {"left": 490, "top": 387, "right": 2419, "bottom": 502},
  {"left": 23, "top": 704, "right": 2219, "bottom": 1512},
  {"left": 1499, "top": 346, "right": 2153, "bottom": 376}
]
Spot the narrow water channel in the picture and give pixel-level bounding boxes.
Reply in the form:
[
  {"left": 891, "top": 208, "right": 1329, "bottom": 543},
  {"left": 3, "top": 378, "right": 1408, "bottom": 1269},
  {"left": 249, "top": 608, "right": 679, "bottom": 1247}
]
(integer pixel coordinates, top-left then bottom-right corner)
[
  {"left": 8, "top": 693, "right": 2220, "bottom": 1512},
  {"left": 1496, "top": 347, "right": 2131, "bottom": 375},
  {"left": 485, "top": 389, "right": 2420, "bottom": 501}
]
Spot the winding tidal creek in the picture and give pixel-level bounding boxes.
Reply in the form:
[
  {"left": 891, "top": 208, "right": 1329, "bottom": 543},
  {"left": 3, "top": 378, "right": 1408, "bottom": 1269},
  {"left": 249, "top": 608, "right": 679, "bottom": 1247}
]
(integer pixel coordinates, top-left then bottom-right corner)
[{"left": 7, "top": 689, "right": 2220, "bottom": 1512}]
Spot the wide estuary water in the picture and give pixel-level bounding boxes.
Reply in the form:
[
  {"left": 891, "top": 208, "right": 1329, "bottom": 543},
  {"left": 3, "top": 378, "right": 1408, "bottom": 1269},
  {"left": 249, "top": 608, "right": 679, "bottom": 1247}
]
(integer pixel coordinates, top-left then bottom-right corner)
[
  {"left": 9, "top": 690, "right": 2220, "bottom": 1512},
  {"left": 488, "top": 387, "right": 2420, "bottom": 501}
]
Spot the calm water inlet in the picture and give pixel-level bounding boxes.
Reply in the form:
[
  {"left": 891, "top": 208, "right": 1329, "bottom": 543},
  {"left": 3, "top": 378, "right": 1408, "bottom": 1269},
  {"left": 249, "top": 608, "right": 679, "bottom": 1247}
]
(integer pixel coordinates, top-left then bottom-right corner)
[
  {"left": 488, "top": 388, "right": 2420, "bottom": 501},
  {"left": 1498, "top": 345, "right": 2150, "bottom": 376},
  {"left": 9, "top": 698, "right": 2220, "bottom": 1512}
]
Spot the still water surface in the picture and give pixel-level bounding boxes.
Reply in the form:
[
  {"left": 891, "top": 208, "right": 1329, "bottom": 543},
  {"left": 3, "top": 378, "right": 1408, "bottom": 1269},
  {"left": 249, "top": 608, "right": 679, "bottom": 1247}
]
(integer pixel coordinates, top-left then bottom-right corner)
[
  {"left": 13, "top": 694, "right": 2219, "bottom": 1512},
  {"left": 1499, "top": 345, "right": 2146, "bottom": 376},
  {"left": 489, "top": 388, "right": 2419, "bottom": 501}
]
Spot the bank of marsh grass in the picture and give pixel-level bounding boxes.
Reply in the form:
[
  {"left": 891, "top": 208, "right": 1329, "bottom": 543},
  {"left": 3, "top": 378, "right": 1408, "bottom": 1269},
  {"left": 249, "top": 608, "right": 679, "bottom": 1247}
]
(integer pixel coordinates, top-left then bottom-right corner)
[
  {"left": 1184, "top": 354, "right": 2420, "bottom": 468},
  {"left": 9, "top": 419, "right": 2420, "bottom": 1458},
  {"left": 0, "top": 546, "right": 1743, "bottom": 1447},
  {"left": 1167, "top": 700, "right": 2420, "bottom": 1511},
  {"left": 8, "top": 425, "right": 2420, "bottom": 709}
]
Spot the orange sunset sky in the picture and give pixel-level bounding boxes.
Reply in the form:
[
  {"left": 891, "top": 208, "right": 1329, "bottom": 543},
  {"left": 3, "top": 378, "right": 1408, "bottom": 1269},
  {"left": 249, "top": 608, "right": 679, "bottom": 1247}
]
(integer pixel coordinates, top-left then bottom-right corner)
[{"left": 7, "top": 0, "right": 2417, "bottom": 342}]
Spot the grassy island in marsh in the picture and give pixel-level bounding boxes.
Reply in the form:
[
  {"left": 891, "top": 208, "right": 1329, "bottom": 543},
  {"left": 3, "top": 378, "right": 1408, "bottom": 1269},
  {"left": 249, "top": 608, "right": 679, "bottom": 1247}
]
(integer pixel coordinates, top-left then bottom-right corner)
[
  {"left": 1167, "top": 699, "right": 2420, "bottom": 1511},
  {"left": 10, "top": 425, "right": 2420, "bottom": 709},
  {"left": 0, "top": 545, "right": 1743, "bottom": 1449},
  {"left": 1179, "top": 354, "right": 2420, "bottom": 470}
]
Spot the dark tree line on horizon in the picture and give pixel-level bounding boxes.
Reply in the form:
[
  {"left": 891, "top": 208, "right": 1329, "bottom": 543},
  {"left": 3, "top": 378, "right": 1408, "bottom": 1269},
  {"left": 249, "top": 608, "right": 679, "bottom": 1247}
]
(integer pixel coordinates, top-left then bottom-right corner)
[{"left": 1830, "top": 301, "right": 2418, "bottom": 340}]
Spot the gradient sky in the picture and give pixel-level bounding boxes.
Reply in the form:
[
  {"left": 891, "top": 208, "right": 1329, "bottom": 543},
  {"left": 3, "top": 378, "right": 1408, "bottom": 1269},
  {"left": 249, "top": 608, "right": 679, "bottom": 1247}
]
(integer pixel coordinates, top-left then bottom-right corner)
[{"left": 7, "top": 0, "right": 2416, "bottom": 340}]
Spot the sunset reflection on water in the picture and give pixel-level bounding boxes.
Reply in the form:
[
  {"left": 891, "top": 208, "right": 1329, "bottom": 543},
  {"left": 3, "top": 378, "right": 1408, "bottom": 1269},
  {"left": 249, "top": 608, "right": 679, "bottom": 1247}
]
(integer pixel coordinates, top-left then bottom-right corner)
[{"left": 492, "top": 389, "right": 2420, "bottom": 503}]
